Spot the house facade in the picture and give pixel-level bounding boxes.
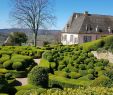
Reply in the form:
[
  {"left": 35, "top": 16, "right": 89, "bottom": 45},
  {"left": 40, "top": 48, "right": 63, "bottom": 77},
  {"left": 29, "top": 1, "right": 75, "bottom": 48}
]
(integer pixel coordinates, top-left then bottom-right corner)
[{"left": 61, "top": 11, "right": 113, "bottom": 45}]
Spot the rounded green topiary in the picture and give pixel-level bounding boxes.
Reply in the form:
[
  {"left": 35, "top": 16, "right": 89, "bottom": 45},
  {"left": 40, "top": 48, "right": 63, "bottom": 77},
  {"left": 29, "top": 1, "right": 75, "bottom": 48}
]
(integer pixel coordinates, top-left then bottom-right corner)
[
  {"left": 90, "top": 75, "right": 110, "bottom": 87},
  {"left": 3, "top": 60, "right": 13, "bottom": 69},
  {"left": 103, "top": 59, "right": 109, "bottom": 66},
  {"left": 58, "top": 65, "right": 65, "bottom": 71},
  {"left": 88, "top": 74, "right": 94, "bottom": 80},
  {"left": 0, "top": 55, "right": 10, "bottom": 64},
  {"left": 79, "top": 64, "right": 86, "bottom": 70},
  {"left": 50, "top": 62, "right": 56, "bottom": 69},
  {"left": 5, "top": 73, "right": 12, "bottom": 80},
  {"left": 87, "top": 69, "right": 95, "bottom": 74},
  {"left": 70, "top": 72, "right": 81, "bottom": 79},
  {"left": 63, "top": 67, "right": 70, "bottom": 73},
  {"left": 28, "top": 66, "right": 48, "bottom": 87},
  {"left": 88, "top": 53, "right": 94, "bottom": 57},
  {"left": 12, "top": 62, "right": 23, "bottom": 70},
  {"left": 87, "top": 63, "right": 94, "bottom": 69},
  {"left": 54, "top": 71, "right": 68, "bottom": 78}
]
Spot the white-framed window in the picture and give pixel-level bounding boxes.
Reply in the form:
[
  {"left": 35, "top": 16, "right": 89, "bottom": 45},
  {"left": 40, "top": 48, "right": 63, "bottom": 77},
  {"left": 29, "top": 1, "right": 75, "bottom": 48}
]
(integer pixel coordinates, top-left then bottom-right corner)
[
  {"left": 70, "top": 35, "right": 73, "bottom": 42},
  {"left": 74, "top": 38, "right": 77, "bottom": 43},
  {"left": 63, "top": 35, "right": 67, "bottom": 41}
]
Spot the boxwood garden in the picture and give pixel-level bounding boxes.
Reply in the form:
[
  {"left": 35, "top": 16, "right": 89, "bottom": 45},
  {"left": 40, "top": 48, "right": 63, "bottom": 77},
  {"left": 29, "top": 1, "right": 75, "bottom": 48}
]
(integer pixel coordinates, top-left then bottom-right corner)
[{"left": 1, "top": 36, "right": 113, "bottom": 95}]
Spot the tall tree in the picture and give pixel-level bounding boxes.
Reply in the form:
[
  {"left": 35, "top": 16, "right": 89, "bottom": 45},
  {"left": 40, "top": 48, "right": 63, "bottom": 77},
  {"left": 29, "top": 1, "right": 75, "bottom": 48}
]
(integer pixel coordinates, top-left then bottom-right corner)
[
  {"left": 5, "top": 32, "right": 27, "bottom": 46},
  {"left": 11, "top": 0, "right": 55, "bottom": 47}
]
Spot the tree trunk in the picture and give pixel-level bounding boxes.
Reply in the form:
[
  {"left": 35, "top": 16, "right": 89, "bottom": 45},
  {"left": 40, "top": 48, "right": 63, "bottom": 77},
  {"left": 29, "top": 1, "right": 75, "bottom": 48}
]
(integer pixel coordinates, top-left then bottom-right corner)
[{"left": 34, "top": 32, "right": 37, "bottom": 47}]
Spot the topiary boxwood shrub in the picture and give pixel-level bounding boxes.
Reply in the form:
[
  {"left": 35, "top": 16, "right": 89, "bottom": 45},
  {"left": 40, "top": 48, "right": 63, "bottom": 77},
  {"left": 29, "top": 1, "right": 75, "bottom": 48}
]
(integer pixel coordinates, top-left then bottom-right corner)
[
  {"left": 70, "top": 72, "right": 81, "bottom": 79},
  {"left": 10, "top": 71, "right": 27, "bottom": 78},
  {"left": 5, "top": 73, "right": 12, "bottom": 80},
  {"left": 34, "top": 50, "right": 44, "bottom": 59},
  {"left": 11, "top": 54, "right": 34, "bottom": 70},
  {"left": 49, "top": 74, "right": 81, "bottom": 88},
  {"left": 0, "top": 55, "right": 10, "bottom": 64},
  {"left": 50, "top": 62, "right": 56, "bottom": 70},
  {"left": 3, "top": 60, "right": 13, "bottom": 70},
  {"left": 28, "top": 66, "right": 48, "bottom": 87},
  {"left": 12, "top": 62, "right": 23, "bottom": 71},
  {"left": 90, "top": 75, "right": 110, "bottom": 87},
  {"left": 58, "top": 65, "right": 65, "bottom": 71},
  {"left": 88, "top": 74, "right": 95, "bottom": 80}
]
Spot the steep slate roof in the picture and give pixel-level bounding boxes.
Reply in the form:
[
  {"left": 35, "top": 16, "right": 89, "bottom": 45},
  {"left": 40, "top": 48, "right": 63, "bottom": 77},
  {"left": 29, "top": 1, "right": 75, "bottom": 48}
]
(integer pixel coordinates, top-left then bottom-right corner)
[{"left": 63, "top": 12, "right": 113, "bottom": 34}]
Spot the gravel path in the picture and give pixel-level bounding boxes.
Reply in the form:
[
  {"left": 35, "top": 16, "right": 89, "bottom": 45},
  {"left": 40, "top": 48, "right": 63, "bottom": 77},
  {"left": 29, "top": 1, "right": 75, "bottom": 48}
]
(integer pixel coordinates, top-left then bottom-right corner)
[
  {"left": 16, "top": 78, "right": 28, "bottom": 86},
  {"left": 34, "top": 59, "right": 41, "bottom": 65},
  {"left": 16, "top": 59, "right": 41, "bottom": 86}
]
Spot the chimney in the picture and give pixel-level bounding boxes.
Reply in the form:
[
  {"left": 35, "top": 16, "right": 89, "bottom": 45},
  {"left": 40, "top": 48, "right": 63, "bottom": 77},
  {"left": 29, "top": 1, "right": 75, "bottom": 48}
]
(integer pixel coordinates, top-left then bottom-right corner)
[{"left": 84, "top": 11, "right": 89, "bottom": 16}]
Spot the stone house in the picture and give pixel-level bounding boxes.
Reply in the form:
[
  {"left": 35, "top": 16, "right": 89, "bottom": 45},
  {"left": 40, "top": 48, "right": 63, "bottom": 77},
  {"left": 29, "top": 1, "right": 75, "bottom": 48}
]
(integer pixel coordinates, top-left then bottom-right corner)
[{"left": 61, "top": 11, "right": 113, "bottom": 45}]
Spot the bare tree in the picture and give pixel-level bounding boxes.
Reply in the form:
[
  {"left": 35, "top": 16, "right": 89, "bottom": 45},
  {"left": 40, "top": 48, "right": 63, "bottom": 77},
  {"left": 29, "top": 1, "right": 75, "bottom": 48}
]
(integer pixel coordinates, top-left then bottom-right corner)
[{"left": 11, "top": 0, "right": 55, "bottom": 46}]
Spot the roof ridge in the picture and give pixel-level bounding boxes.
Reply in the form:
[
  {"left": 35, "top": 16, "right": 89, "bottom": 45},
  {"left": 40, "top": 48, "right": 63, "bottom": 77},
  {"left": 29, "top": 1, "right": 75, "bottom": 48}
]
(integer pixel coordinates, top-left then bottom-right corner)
[{"left": 74, "top": 12, "right": 113, "bottom": 17}]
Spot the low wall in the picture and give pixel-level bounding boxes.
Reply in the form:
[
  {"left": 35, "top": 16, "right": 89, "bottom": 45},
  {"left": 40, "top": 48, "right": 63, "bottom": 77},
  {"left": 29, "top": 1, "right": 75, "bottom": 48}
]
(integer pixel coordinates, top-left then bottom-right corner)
[{"left": 92, "top": 51, "right": 113, "bottom": 63}]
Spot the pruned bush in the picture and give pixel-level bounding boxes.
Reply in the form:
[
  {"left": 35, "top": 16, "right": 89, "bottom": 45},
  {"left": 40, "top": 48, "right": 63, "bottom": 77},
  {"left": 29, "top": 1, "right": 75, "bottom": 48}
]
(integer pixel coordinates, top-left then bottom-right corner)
[
  {"left": 54, "top": 71, "right": 68, "bottom": 78},
  {"left": 42, "top": 51, "right": 52, "bottom": 59},
  {"left": 0, "top": 55, "right": 10, "bottom": 64},
  {"left": 79, "top": 70, "right": 87, "bottom": 77},
  {"left": 3, "top": 60, "right": 13, "bottom": 69},
  {"left": 11, "top": 54, "right": 34, "bottom": 68},
  {"left": 88, "top": 53, "right": 94, "bottom": 57},
  {"left": 79, "top": 64, "right": 86, "bottom": 70},
  {"left": 49, "top": 74, "right": 81, "bottom": 88},
  {"left": 62, "top": 67, "right": 70, "bottom": 73},
  {"left": 95, "top": 66, "right": 104, "bottom": 71},
  {"left": 12, "top": 62, "right": 23, "bottom": 70},
  {"left": 87, "top": 69, "right": 95, "bottom": 74},
  {"left": 5, "top": 73, "right": 12, "bottom": 80},
  {"left": 90, "top": 75, "right": 110, "bottom": 87},
  {"left": 103, "top": 59, "right": 109, "bottom": 66},
  {"left": 103, "top": 35, "right": 113, "bottom": 47},
  {"left": 28, "top": 66, "right": 48, "bottom": 87},
  {"left": 58, "top": 65, "right": 65, "bottom": 71},
  {"left": 84, "top": 58, "right": 92, "bottom": 64},
  {"left": 88, "top": 74, "right": 94, "bottom": 80},
  {"left": 10, "top": 71, "right": 27, "bottom": 78},
  {"left": 95, "top": 62, "right": 103, "bottom": 67},
  {"left": 33, "top": 50, "right": 44, "bottom": 58},
  {"left": 87, "top": 63, "right": 94, "bottom": 69},
  {"left": 70, "top": 72, "right": 81, "bottom": 79},
  {"left": 50, "top": 62, "right": 56, "bottom": 69}
]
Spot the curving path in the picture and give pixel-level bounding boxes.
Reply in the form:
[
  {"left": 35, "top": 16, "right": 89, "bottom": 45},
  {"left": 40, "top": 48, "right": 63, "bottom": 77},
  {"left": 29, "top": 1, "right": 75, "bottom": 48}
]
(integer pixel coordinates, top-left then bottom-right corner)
[{"left": 16, "top": 59, "right": 41, "bottom": 86}]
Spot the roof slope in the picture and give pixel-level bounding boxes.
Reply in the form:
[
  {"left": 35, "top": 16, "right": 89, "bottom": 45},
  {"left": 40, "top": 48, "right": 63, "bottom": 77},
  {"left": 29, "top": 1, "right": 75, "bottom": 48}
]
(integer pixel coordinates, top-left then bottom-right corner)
[{"left": 63, "top": 12, "right": 113, "bottom": 34}]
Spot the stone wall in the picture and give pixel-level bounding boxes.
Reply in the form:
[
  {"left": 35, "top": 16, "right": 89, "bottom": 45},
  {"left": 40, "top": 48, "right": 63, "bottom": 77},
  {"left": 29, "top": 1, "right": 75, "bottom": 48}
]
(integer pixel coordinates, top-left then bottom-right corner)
[{"left": 92, "top": 51, "right": 113, "bottom": 63}]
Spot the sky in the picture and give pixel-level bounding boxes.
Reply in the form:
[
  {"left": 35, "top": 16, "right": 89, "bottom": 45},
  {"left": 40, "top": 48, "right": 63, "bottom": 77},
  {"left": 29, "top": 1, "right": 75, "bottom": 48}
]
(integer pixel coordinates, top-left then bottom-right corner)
[{"left": 0, "top": 0, "right": 113, "bottom": 29}]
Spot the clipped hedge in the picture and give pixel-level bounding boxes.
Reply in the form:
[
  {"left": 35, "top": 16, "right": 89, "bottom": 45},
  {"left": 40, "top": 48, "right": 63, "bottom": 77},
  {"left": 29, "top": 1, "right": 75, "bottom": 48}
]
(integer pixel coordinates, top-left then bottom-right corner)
[
  {"left": 28, "top": 66, "right": 49, "bottom": 87},
  {"left": 9, "top": 71, "right": 27, "bottom": 78},
  {"left": 3, "top": 60, "right": 13, "bottom": 69},
  {"left": 12, "top": 62, "right": 23, "bottom": 70},
  {"left": 49, "top": 74, "right": 82, "bottom": 88},
  {"left": 90, "top": 75, "right": 110, "bottom": 87}
]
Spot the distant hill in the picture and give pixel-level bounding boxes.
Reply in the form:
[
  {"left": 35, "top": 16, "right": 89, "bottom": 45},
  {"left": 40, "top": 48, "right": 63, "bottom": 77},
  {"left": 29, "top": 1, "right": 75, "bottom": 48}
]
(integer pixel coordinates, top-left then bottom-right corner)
[
  {"left": 0, "top": 28, "right": 60, "bottom": 35},
  {"left": 0, "top": 28, "right": 61, "bottom": 45}
]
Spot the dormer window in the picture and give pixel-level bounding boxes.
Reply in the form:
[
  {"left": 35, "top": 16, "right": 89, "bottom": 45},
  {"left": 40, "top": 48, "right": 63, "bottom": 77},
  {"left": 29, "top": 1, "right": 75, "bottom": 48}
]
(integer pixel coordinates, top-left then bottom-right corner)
[
  {"left": 108, "top": 27, "right": 111, "bottom": 33},
  {"left": 67, "top": 24, "right": 69, "bottom": 28},
  {"left": 96, "top": 25, "right": 99, "bottom": 32},
  {"left": 99, "top": 29, "right": 102, "bottom": 33},
  {"left": 75, "top": 14, "right": 78, "bottom": 19},
  {"left": 86, "top": 24, "right": 92, "bottom": 32},
  {"left": 86, "top": 24, "right": 88, "bottom": 31}
]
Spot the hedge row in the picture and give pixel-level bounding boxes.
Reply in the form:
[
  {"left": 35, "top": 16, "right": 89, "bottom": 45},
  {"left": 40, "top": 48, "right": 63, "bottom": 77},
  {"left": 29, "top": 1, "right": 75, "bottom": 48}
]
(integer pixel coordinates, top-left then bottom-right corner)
[{"left": 49, "top": 74, "right": 82, "bottom": 88}]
